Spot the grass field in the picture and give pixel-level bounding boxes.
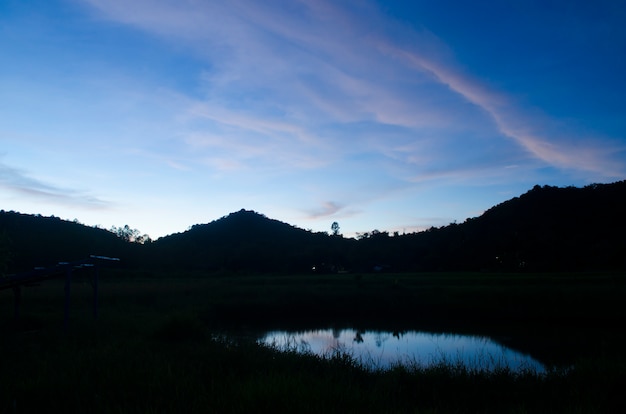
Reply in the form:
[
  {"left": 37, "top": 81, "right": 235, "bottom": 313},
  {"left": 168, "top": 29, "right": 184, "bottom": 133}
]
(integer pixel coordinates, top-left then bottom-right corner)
[{"left": 1, "top": 270, "right": 625, "bottom": 413}]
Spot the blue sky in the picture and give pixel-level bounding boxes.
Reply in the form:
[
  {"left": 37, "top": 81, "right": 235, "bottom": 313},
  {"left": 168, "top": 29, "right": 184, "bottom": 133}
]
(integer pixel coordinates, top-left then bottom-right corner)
[{"left": 1, "top": 0, "right": 625, "bottom": 239}]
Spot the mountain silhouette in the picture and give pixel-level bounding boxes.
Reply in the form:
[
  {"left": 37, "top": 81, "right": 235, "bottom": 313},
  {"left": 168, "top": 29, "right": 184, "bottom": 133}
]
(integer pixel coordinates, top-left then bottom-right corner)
[
  {"left": 2, "top": 181, "right": 625, "bottom": 274},
  {"left": 452, "top": 182, "right": 626, "bottom": 270},
  {"left": 0, "top": 212, "right": 133, "bottom": 272},
  {"left": 148, "top": 209, "right": 352, "bottom": 273}
]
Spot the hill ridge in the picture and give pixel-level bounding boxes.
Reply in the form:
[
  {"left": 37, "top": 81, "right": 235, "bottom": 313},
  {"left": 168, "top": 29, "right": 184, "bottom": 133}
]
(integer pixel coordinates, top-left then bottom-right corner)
[{"left": 2, "top": 180, "right": 626, "bottom": 273}]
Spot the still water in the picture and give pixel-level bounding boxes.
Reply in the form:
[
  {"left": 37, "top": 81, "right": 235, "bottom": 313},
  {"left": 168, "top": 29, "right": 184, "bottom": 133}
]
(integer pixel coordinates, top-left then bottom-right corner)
[{"left": 261, "top": 329, "right": 545, "bottom": 372}]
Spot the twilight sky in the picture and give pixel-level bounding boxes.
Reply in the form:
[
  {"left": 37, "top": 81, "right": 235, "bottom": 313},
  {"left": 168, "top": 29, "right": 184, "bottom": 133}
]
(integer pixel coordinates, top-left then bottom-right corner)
[{"left": 1, "top": 0, "right": 625, "bottom": 239}]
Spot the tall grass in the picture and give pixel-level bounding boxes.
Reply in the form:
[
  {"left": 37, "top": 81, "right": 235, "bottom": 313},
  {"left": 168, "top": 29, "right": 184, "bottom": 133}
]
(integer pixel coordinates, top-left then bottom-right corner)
[
  {"left": 1, "top": 271, "right": 625, "bottom": 413},
  {"left": 2, "top": 325, "right": 622, "bottom": 413}
]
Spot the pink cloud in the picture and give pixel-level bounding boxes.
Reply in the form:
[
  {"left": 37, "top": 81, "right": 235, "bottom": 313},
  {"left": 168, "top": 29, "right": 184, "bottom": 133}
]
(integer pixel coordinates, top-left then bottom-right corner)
[
  {"left": 81, "top": 0, "right": 624, "bottom": 181},
  {"left": 377, "top": 42, "right": 625, "bottom": 178},
  {"left": 305, "top": 201, "right": 345, "bottom": 219}
]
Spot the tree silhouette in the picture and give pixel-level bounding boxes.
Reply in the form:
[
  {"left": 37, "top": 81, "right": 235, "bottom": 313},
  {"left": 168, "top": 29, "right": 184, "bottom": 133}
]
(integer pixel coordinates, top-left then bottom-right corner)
[
  {"left": 110, "top": 225, "right": 150, "bottom": 243},
  {"left": 2, "top": 181, "right": 625, "bottom": 274}
]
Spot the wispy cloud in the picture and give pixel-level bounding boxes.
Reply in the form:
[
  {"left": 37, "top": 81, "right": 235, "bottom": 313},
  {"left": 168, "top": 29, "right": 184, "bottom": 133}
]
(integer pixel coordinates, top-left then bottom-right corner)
[
  {"left": 304, "top": 201, "right": 346, "bottom": 219},
  {"left": 80, "top": 0, "right": 624, "bottom": 183},
  {"left": 183, "top": 128, "right": 330, "bottom": 172},
  {"left": 185, "top": 102, "right": 323, "bottom": 148},
  {"left": 0, "top": 161, "right": 111, "bottom": 209},
  {"left": 81, "top": 1, "right": 467, "bottom": 134},
  {"left": 378, "top": 42, "right": 626, "bottom": 178}
]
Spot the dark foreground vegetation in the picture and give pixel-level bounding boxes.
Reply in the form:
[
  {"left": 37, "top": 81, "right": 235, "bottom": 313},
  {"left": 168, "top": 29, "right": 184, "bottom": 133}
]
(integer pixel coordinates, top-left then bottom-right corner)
[
  {"left": 2, "top": 272, "right": 625, "bottom": 413},
  {"left": 1, "top": 182, "right": 626, "bottom": 412}
]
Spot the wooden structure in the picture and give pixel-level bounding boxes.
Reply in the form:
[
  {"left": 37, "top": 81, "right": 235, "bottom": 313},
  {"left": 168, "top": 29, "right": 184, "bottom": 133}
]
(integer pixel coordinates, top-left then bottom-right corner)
[{"left": 0, "top": 255, "right": 119, "bottom": 329}]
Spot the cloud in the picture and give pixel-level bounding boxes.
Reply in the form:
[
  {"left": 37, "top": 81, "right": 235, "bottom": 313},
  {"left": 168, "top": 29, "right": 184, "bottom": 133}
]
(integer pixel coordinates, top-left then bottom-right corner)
[
  {"left": 80, "top": 0, "right": 625, "bottom": 182},
  {"left": 201, "top": 157, "right": 246, "bottom": 173},
  {"left": 185, "top": 102, "right": 322, "bottom": 147},
  {"left": 183, "top": 127, "right": 330, "bottom": 172},
  {"left": 304, "top": 201, "right": 345, "bottom": 219},
  {"left": 377, "top": 42, "right": 626, "bottom": 178},
  {"left": 81, "top": 0, "right": 466, "bottom": 126},
  {"left": 0, "top": 161, "right": 111, "bottom": 209}
]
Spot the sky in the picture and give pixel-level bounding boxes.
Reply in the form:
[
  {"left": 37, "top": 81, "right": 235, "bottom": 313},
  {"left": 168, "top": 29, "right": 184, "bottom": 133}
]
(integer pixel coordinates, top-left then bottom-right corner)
[{"left": 1, "top": 0, "right": 625, "bottom": 240}]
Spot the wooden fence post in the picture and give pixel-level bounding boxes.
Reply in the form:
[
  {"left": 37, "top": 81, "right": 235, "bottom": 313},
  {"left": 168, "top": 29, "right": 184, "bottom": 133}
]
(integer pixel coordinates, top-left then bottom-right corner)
[
  {"left": 64, "top": 266, "right": 72, "bottom": 330},
  {"left": 93, "top": 265, "right": 99, "bottom": 320}
]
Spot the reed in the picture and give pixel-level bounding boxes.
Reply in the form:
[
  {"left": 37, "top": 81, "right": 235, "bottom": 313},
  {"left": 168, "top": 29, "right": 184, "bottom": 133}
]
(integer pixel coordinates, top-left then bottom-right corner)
[{"left": 1, "top": 271, "right": 624, "bottom": 413}]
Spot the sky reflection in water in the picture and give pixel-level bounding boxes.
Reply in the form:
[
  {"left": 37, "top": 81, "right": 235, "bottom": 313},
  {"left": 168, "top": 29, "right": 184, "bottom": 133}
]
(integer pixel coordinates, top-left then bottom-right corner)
[{"left": 261, "top": 329, "right": 545, "bottom": 373}]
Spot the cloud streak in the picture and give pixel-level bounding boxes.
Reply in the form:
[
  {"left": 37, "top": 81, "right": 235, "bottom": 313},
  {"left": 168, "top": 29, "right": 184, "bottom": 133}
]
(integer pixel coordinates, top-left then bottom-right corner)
[
  {"left": 0, "top": 161, "right": 111, "bottom": 209},
  {"left": 73, "top": 0, "right": 626, "bottom": 235},
  {"left": 304, "top": 201, "right": 346, "bottom": 219},
  {"left": 378, "top": 42, "right": 625, "bottom": 178},
  {"left": 81, "top": 2, "right": 473, "bottom": 140},
  {"left": 79, "top": 0, "right": 625, "bottom": 182}
]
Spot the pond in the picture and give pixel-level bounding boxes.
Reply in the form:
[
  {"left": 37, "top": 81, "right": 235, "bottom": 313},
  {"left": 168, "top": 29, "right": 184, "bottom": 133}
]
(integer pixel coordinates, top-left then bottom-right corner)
[{"left": 260, "top": 328, "right": 546, "bottom": 373}]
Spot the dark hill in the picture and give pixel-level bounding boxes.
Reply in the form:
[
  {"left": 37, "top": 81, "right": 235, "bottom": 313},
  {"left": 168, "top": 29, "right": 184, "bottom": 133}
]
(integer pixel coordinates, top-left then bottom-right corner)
[
  {"left": 148, "top": 181, "right": 626, "bottom": 273},
  {"left": 398, "top": 181, "right": 626, "bottom": 271},
  {"left": 0, "top": 211, "right": 134, "bottom": 273},
  {"left": 2, "top": 181, "right": 626, "bottom": 274},
  {"left": 148, "top": 209, "right": 353, "bottom": 273},
  {"left": 468, "top": 181, "right": 626, "bottom": 270}
]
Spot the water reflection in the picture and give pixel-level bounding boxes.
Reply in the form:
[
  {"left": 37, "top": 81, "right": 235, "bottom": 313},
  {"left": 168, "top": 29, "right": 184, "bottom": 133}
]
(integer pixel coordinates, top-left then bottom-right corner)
[{"left": 261, "top": 329, "right": 545, "bottom": 373}]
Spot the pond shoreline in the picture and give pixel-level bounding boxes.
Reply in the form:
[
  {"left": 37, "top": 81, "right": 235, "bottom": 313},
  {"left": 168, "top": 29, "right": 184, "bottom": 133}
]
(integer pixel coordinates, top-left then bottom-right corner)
[
  {"left": 257, "top": 328, "right": 547, "bottom": 373},
  {"left": 2, "top": 271, "right": 625, "bottom": 412}
]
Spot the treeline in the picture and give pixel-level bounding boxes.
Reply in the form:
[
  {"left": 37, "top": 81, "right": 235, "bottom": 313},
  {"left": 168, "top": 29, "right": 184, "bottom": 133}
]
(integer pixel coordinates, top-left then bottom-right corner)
[
  {"left": 2, "top": 181, "right": 626, "bottom": 274},
  {"left": 347, "top": 182, "right": 626, "bottom": 272},
  {"left": 146, "top": 210, "right": 348, "bottom": 273},
  {"left": 0, "top": 212, "right": 140, "bottom": 272}
]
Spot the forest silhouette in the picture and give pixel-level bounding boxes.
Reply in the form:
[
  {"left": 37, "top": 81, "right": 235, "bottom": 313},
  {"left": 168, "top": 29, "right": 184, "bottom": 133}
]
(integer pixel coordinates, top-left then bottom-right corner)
[
  {"left": 2, "top": 180, "right": 625, "bottom": 275},
  {"left": 2, "top": 182, "right": 626, "bottom": 413}
]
